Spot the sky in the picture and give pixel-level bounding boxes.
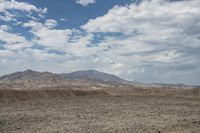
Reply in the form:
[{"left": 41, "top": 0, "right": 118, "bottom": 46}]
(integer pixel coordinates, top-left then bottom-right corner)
[{"left": 0, "top": 0, "right": 200, "bottom": 85}]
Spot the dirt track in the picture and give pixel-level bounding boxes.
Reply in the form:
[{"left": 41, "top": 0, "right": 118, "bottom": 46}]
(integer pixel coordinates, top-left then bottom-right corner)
[{"left": 0, "top": 94, "right": 200, "bottom": 133}]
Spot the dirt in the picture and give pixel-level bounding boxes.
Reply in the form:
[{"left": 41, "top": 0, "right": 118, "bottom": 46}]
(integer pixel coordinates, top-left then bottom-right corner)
[{"left": 0, "top": 94, "right": 200, "bottom": 133}]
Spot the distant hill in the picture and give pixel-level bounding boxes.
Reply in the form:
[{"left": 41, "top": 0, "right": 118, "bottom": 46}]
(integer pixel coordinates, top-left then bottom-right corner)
[{"left": 148, "top": 83, "right": 194, "bottom": 89}]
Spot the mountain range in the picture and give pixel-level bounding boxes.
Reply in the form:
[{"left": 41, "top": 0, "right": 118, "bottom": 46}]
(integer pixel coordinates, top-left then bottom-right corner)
[{"left": 0, "top": 69, "right": 196, "bottom": 90}]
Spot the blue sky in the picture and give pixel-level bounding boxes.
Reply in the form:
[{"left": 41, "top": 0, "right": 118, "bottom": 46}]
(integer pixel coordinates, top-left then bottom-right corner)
[{"left": 0, "top": 0, "right": 200, "bottom": 85}]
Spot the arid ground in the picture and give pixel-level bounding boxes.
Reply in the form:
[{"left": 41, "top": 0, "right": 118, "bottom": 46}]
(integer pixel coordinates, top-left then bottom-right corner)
[{"left": 0, "top": 89, "right": 200, "bottom": 133}]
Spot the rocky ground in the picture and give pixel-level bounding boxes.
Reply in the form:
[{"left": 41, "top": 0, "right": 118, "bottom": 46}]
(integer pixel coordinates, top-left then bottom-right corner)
[{"left": 0, "top": 94, "right": 200, "bottom": 133}]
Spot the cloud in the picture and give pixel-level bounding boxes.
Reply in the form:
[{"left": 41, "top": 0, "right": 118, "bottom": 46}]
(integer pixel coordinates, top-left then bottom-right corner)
[
  {"left": 0, "top": 25, "right": 10, "bottom": 31},
  {"left": 0, "top": 0, "right": 47, "bottom": 21},
  {"left": 82, "top": 0, "right": 200, "bottom": 37},
  {"left": 23, "top": 20, "right": 72, "bottom": 49},
  {"left": 23, "top": 20, "right": 103, "bottom": 57},
  {"left": 0, "top": 0, "right": 41, "bottom": 12},
  {"left": 0, "top": 28, "right": 33, "bottom": 50},
  {"left": 75, "top": 0, "right": 96, "bottom": 6},
  {"left": 81, "top": 0, "right": 200, "bottom": 51},
  {"left": 82, "top": 0, "right": 200, "bottom": 54},
  {"left": 45, "top": 19, "right": 58, "bottom": 28},
  {"left": 0, "top": 50, "right": 14, "bottom": 58},
  {"left": 59, "top": 18, "right": 67, "bottom": 22}
]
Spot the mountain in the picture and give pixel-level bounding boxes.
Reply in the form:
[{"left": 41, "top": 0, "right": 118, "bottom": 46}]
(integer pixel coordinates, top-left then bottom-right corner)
[
  {"left": 0, "top": 69, "right": 132, "bottom": 90},
  {"left": 0, "top": 69, "right": 129, "bottom": 84},
  {"left": 62, "top": 70, "right": 129, "bottom": 84}
]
